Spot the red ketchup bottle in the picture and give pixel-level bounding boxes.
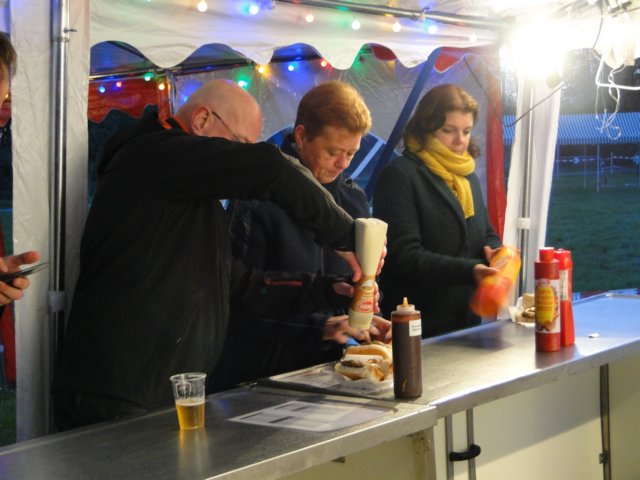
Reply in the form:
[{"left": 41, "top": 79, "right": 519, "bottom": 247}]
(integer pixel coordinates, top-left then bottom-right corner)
[
  {"left": 555, "top": 249, "right": 575, "bottom": 346},
  {"left": 535, "top": 247, "right": 561, "bottom": 352},
  {"left": 391, "top": 297, "right": 423, "bottom": 399}
]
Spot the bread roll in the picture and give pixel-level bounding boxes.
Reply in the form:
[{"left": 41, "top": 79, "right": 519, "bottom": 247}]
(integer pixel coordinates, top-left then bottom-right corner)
[
  {"left": 344, "top": 341, "right": 392, "bottom": 361},
  {"left": 335, "top": 362, "right": 387, "bottom": 381},
  {"left": 335, "top": 342, "right": 393, "bottom": 381}
]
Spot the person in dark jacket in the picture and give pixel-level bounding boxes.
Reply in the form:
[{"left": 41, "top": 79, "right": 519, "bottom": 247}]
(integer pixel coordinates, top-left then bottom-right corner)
[
  {"left": 373, "top": 84, "right": 501, "bottom": 338},
  {"left": 53, "top": 79, "right": 366, "bottom": 431},
  {"left": 210, "top": 81, "right": 389, "bottom": 392}
]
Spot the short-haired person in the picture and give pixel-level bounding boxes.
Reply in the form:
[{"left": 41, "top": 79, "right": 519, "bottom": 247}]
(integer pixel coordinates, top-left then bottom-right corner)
[
  {"left": 0, "top": 32, "right": 41, "bottom": 308},
  {"left": 210, "top": 80, "right": 389, "bottom": 392},
  {"left": 373, "top": 84, "right": 501, "bottom": 338},
  {"left": 53, "top": 79, "right": 374, "bottom": 431}
]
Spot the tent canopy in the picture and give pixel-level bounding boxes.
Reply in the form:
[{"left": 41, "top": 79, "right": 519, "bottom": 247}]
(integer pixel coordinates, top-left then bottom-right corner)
[{"left": 89, "top": 0, "right": 636, "bottom": 73}]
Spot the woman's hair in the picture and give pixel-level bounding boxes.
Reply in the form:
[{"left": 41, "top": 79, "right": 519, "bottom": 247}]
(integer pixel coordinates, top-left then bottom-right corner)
[
  {"left": 402, "top": 84, "right": 481, "bottom": 157},
  {"left": 0, "top": 32, "right": 17, "bottom": 80},
  {"left": 294, "top": 80, "right": 371, "bottom": 139}
]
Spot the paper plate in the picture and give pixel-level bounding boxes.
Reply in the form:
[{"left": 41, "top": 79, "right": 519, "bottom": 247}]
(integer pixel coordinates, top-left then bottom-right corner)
[{"left": 334, "top": 371, "right": 393, "bottom": 392}]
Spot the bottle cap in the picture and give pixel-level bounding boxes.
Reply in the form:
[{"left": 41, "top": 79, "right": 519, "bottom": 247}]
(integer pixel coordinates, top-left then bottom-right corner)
[
  {"left": 554, "top": 249, "right": 572, "bottom": 268},
  {"left": 539, "top": 247, "right": 556, "bottom": 261},
  {"left": 396, "top": 297, "right": 415, "bottom": 312}
]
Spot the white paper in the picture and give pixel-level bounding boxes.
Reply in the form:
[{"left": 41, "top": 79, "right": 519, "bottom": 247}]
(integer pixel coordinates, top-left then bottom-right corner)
[{"left": 229, "top": 400, "right": 387, "bottom": 432}]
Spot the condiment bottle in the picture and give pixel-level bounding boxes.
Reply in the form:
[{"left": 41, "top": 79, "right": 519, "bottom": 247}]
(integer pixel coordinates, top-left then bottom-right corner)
[
  {"left": 470, "top": 245, "right": 521, "bottom": 317},
  {"left": 555, "top": 249, "right": 575, "bottom": 346},
  {"left": 392, "top": 297, "right": 422, "bottom": 398},
  {"left": 535, "top": 247, "right": 561, "bottom": 352}
]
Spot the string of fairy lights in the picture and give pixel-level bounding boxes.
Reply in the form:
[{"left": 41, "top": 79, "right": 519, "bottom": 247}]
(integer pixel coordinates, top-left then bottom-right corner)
[{"left": 94, "top": 0, "right": 491, "bottom": 97}]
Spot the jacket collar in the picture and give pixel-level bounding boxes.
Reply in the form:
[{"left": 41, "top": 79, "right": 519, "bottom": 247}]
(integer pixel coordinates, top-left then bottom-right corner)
[{"left": 404, "top": 149, "right": 468, "bottom": 231}]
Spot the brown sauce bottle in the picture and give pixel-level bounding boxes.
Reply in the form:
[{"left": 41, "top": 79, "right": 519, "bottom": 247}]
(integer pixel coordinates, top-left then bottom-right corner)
[{"left": 392, "top": 297, "right": 423, "bottom": 399}]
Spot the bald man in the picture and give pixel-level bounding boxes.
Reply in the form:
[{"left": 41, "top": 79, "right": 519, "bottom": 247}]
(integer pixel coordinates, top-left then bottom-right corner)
[{"left": 53, "top": 79, "right": 363, "bottom": 431}]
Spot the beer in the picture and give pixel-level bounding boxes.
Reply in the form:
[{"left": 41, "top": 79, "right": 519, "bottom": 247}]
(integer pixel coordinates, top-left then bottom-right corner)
[{"left": 175, "top": 398, "right": 205, "bottom": 430}]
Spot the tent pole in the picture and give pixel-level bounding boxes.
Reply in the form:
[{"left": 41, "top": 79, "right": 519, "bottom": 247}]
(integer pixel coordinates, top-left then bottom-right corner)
[
  {"left": 364, "top": 47, "right": 441, "bottom": 197},
  {"left": 517, "top": 79, "right": 535, "bottom": 296},
  {"left": 49, "top": 0, "right": 70, "bottom": 431}
]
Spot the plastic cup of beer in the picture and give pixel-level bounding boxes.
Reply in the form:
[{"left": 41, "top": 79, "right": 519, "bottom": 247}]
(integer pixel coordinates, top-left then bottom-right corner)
[{"left": 170, "top": 372, "right": 206, "bottom": 431}]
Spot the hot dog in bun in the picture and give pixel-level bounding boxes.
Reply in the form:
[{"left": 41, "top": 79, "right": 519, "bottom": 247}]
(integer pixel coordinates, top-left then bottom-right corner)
[{"left": 334, "top": 342, "right": 393, "bottom": 381}]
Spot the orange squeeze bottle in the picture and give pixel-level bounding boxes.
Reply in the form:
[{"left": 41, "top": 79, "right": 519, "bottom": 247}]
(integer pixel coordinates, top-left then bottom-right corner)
[{"left": 470, "top": 246, "right": 521, "bottom": 317}]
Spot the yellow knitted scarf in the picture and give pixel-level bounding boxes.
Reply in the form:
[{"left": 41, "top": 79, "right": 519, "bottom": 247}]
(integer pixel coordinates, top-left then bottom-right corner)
[{"left": 406, "top": 135, "right": 476, "bottom": 219}]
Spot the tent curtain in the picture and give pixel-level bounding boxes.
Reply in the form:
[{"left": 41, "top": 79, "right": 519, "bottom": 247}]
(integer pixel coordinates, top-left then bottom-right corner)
[{"left": 503, "top": 77, "right": 562, "bottom": 294}]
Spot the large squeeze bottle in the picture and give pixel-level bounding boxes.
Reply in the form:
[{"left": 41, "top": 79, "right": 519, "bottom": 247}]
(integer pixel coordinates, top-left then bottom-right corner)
[
  {"left": 348, "top": 218, "right": 388, "bottom": 330},
  {"left": 470, "top": 245, "right": 521, "bottom": 317},
  {"left": 535, "top": 247, "right": 561, "bottom": 352},
  {"left": 392, "top": 297, "right": 423, "bottom": 399},
  {"left": 555, "top": 249, "right": 575, "bottom": 346}
]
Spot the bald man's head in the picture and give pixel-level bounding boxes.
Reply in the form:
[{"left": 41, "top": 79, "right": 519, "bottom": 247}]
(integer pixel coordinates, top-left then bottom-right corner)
[{"left": 176, "top": 79, "right": 262, "bottom": 143}]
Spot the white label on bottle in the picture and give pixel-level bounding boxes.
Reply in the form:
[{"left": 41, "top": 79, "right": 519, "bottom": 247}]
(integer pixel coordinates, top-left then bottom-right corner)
[
  {"left": 559, "top": 270, "right": 569, "bottom": 300},
  {"left": 409, "top": 319, "right": 422, "bottom": 337}
]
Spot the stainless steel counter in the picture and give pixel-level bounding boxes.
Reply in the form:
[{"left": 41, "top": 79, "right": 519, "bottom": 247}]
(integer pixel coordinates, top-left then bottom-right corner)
[
  {"left": 2, "top": 293, "right": 637, "bottom": 479},
  {"left": 269, "top": 293, "right": 640, "bottom": 417},
  {"left": 0, "top": 386, "right": 436, "bottom": 480}
]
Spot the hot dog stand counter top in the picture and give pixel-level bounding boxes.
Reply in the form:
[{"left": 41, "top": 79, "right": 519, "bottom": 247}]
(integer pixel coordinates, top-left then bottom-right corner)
[
  {"left": 0, "top": 386, "right": 436, "bottom": 480},
  {"left": 268, "top": 293, "right": 640, "bottom": 414},
  {"left": 267, "top": 292, "right": 640, "bottom": 478}
]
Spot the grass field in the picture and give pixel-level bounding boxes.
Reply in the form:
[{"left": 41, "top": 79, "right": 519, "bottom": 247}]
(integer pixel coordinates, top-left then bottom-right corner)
[{"left": 546, "top": 170, "right": 640, "bottom": 293}]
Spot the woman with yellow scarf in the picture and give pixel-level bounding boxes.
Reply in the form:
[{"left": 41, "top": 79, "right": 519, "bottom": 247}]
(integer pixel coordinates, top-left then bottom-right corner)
[{"left": 373, "top": 84, "right": 502, "bottom": 337}]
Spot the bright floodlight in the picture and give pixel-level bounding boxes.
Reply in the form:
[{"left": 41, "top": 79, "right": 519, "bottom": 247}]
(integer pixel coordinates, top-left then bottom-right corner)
[{"left": 196, "top": 1, "right": 208, "bottom": 12}]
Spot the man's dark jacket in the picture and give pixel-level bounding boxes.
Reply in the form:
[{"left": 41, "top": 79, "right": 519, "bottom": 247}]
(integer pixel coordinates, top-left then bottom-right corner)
[
  {"left": 54, "top": 113, "right": 355, "bottom": 410},
  {"left": 210, "top": 138, "right": 370, "bottom": 391},
  {"left": 373, "top": 151, "right": 501, "bottom": 338}
]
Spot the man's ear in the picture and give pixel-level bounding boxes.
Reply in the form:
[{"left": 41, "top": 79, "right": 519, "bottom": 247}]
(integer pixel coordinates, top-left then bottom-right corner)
[
  {"left": 293, "top": 124, "right": 306, "bottom": 151},
  {"left": 191, "top": 106, "right": 209, "bottom": 135}
]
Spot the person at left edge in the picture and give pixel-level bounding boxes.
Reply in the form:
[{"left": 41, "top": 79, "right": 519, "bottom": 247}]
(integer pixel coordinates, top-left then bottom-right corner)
[
  {"left": 0, "top": 33, "right": 41, "bottom": 312},
  {"left": 53, "top": 79, "right": 365, "bottom": 431}
]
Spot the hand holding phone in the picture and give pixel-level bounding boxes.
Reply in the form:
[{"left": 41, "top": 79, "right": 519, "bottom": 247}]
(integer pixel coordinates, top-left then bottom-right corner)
[{"left": 0, "top": 262, "right": 49, "bottom": 283}]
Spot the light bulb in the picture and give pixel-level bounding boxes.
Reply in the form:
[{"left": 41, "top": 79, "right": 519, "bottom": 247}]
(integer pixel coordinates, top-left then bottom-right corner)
[
  {"left": 351, "top": 19, "right": 361, "bottom": 30},
  {"left": 196, "top": 0, "right": 208, "bottom": 12},
  {"left": 158, "top": 83, "right": 166, "bottom": 91},
  {"left": 305, "top": 12, "right": 314, "bottom": 23},
  {"left": 427, "top": 24, "right": 438, "bottom": 35},
  {"left": 392, "top": 21, "right": 401, "bottom": 32},
  {"left": 249, "top": 3, "right": 259, "bottom": 15}
]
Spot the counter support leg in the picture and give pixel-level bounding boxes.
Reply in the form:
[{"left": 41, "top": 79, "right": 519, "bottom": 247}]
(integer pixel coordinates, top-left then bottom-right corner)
[
  {"left": 411, "top": 428, "right": 437, "bottom": 480},
  {"left": 466, "top": 409, "right": 476, "bottom": 480},
  {"left": 445, "top": 415, "right": 454, "bottom": 480},
  {"left": 600, "top": 364, "right": 611, "bottom": 480}
]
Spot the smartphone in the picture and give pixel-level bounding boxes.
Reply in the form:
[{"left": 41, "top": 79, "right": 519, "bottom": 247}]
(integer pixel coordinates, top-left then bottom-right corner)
[{"left": 0, "top": 262, "right": 49, "bottom": 283}]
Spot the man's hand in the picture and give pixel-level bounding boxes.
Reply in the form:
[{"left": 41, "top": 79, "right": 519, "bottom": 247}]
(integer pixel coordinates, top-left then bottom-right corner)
[
  {"left": 334, "top": 251, "right": 362, "bottom": 282},
  {"left": 0, "top": 251, "right": 41, "bottom": 306},
  {"left": 332, "top": 279, "right": 381, "bottom": 313},
  {"left": 322, "top": 315, "right": 391, "bottom": 344},
  {"left": 335, "top": 238, "right": 387, "bottom": 282}
]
